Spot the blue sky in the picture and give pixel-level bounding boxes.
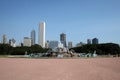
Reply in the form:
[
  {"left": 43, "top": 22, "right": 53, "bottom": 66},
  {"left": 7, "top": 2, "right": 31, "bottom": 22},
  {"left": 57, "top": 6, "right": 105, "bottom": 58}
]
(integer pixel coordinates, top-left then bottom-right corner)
[{"left": 0, "top": 0, "right": 120, "bottom": 46}]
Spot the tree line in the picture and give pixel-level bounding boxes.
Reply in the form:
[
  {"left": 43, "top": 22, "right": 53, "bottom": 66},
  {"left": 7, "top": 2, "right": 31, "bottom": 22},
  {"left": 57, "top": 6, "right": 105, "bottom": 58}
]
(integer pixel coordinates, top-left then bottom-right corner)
[
  {"left": 0, "top": 44, "right": 49, "bottom": 55},
  {"left": 71, "top": 43, "right": 120, "bottom": 55},
  {"left": 0, "top": 43, "right": 120, "bottom": 56}
]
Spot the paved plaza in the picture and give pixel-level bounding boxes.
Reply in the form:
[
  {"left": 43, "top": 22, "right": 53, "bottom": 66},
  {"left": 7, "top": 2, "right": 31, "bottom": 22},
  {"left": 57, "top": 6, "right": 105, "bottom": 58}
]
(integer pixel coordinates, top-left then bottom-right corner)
[{"left": 0, "top": 58, "right": 120, "bottom": 80}]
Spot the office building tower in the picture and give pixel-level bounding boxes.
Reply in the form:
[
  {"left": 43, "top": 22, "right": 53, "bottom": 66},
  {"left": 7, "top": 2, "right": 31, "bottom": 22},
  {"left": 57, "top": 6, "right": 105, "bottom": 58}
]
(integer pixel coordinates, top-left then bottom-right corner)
[
  {"left": 23, "top": 37, "right": 31, "bottom": 47},
  {"left": 45, "top": 40, "right": 49, "bottom": 48},
  {"left": 60, "top": 33, "right": 67, "bottom": 47},
  {"left": 9, "top": 38, "right": 16, "bottom": 47},
  {"left": 92, "top": 38, "right": 99, "bottom": 44},
  {"left": 38, "top": 22, "right": 45, "bottom": 48},
  {"left": 68, "top": 42, "right": 73, "bottom": 49},
  {"left": 2, "top": 34, "right": 7, "bottom": 44},
  {"left": 87, "top": 39, "right": 91, "bottom": 44},
  {"left": 31, "top": 30, "right": 35, "bottom": 45},
  {"left": 49, "top": 41, "right": 59, "bottom": 50}
]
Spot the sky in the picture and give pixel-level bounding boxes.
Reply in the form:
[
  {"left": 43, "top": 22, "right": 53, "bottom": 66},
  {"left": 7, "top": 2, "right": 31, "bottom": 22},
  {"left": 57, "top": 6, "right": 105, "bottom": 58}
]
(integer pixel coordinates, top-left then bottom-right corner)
[{"left": 0, "top": 0, "right": 120, "bottom": 46}]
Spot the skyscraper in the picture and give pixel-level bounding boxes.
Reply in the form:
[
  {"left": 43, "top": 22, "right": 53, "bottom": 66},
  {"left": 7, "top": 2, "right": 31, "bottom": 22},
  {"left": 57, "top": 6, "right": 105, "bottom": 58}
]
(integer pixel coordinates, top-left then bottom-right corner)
[
  {"left": 31, "top": 30, "right": 35, "bottom": 45},
  {"left": 9, "top": 38, "right": 16, "bottom": 47},
  {"left": 49, "top": 41, "right": 59, "bottom": 50},
  {"left": 23, "top": 37, "right": 31, "bottom": 47},
  {"left": 87, "top": 39, "right": 91, "bottom": 44},
  {"left": 45, "top": 40, "right": 49, "bottom": 48},
  {"left": 68, "top": 42, "right": 73, "bottom": 49},
  {"left": 92, "top": 38, "right": 99, "bottom": 44},
  {"left": 38, "top": 22, "right": 45, "bottom": 48},
  {"left": 2, "top": 34, "right": 7, "bottom": 44},
  {"left": 60, "top": 33, "right": 67, "bottom": 47}
]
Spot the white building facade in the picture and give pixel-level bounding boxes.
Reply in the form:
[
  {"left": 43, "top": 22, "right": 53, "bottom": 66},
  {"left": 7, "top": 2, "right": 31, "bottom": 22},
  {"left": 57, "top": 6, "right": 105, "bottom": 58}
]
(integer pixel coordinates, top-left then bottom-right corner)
[
  {"left": 38, "top": 22, "right": 45, "bottom": 48},
  {"left": 23, "top": 37, "right": 31, "bottom": 47},
  {"left": 2, "top": 34, "right": 7, "bottom": 44},
  {"left": 9, "top": 39, "right": 16, "bottom": 47}
]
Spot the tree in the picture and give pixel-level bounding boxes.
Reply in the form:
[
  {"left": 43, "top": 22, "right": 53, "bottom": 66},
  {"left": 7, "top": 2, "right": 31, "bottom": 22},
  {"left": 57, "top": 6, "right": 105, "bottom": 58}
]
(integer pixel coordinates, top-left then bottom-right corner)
[
  {"left": 0, "top": 44, "right": 49, "bottom": 55},
  {"left": 71, "top": 43, "right": 120, "bottom": 55},
  {"left": 0, "top": 44, "right": 12, "bottom": 55}
]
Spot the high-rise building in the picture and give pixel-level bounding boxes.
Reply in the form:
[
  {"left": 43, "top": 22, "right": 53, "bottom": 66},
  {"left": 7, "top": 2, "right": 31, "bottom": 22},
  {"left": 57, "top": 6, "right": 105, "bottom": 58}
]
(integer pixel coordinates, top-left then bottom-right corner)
[
  {"left": 92, "top": 38, "right": 99, "bottom": 44},
  {"left": 87, "top": 39, "right": 91, "bottom": 44},
  {"left": 23, "top": 37, "right": 31, "bottom": 47},
  {"left": 38, "top": 22, "right": 45, "bottom": 48},
  {"left": 45, "top": 40, "right": 49, "bottom": 48},
  {"left": 49, "top": 41, "right": 59, "bottom": 50},
  {"left": 60, "top": 33, "right": 67, "bottom": 47},
  {"left": 68, "top": 42, "right": 73, "bottom": 49},
  {"left": 2, "top": 34, "right": 7, "bottom": 44},
  {"left": 9, "top": 38, "right": 16, "bottom": 47},
  {"left": 31, "top": 30, "right": 35, "bottom": 45}
]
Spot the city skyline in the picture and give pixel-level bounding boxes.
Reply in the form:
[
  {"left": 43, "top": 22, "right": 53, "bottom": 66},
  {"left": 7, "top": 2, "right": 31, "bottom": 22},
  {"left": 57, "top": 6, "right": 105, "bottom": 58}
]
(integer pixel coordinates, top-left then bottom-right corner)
[{"left": 0, "top": 0, "right": 120, "bottom": 45}]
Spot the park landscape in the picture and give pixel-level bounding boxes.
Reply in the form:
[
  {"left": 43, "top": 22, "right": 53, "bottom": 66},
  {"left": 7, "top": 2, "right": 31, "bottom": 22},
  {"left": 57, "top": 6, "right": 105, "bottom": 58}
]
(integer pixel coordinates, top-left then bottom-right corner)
[
  {"left": 0, "top": 57, "right": 120, "bottom": 80},
  {"left": 0, "top": 0, "right": 120, "bottom": 80}
]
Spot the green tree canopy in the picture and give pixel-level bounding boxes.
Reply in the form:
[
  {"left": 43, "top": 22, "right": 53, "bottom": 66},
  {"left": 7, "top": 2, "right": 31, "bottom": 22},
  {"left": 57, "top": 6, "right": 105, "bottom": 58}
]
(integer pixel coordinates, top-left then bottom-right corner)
[{"left": 71, "top": 43, "right": 120, "bottom": 55}]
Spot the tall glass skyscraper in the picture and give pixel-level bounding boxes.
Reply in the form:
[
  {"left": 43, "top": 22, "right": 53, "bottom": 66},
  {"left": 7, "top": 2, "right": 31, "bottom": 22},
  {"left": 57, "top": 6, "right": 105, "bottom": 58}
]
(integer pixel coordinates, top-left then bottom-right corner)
[
  {"left": 92, "top": 38, "right": 99, "bottom": 44},
  {"left": 38, "top": 22, "right": 45, "bottom": 48},
  {"left": 87, "top": 39, "right": 91, "bottom": 44},
  {"left": 60, "top": 33, "right": 67, "bottom": 47},
  {"left": 49, "top": 41, "right": 59, "bottom": 50},
  {"left": 31, "top": 30, "right": 35, "bottom": 45}
]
